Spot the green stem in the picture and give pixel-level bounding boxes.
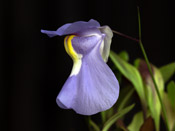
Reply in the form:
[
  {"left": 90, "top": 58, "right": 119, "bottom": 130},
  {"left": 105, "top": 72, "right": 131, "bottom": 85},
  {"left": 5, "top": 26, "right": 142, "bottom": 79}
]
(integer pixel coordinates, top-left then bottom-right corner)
[
  {"left": 101, "top": 111, "right": 106, "bottom": 124},
  {"left": 88, "top": 116, "right": 100, "bottom": 131},
  {"left": 137, "top": 7, "right": 169, "bottom": 131}
]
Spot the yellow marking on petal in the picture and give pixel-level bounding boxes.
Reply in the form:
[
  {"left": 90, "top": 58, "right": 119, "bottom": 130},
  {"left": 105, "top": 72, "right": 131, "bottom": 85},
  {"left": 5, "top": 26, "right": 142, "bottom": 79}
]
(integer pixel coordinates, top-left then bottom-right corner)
[
  {"left": 64, "top": 36, "right": 69, "bottom": 55},
  {"left": 64, "top": 35, "right": 83, "bottom": 76},
  {"left": 64, "top": 35, "right": 81, "bottom": 62},
  {"left": 67, "top": 35, "right": 78, "bottom": 61}
]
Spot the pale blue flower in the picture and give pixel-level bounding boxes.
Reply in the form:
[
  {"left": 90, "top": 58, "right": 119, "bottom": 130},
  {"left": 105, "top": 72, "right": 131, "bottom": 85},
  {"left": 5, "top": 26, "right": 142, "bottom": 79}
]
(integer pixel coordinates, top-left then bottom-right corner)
[{"left": 41, "top": 19, "right": 119, "bottom": 115}]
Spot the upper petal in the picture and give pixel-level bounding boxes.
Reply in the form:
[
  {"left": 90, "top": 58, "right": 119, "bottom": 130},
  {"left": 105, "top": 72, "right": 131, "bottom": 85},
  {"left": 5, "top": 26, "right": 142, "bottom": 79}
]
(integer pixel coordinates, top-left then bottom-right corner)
[
  {"left": 71, "top": 31, "right": 102, "bottom": 55},
  {"left": 41, "top": 19, "right": 100, "bottom": 37}
]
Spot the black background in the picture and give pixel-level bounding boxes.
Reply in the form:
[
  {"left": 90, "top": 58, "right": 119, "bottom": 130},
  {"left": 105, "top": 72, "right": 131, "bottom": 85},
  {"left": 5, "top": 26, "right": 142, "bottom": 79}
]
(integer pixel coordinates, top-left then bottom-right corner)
[{"left": 0, "top": 0, "right": 174, "bottom": 131}]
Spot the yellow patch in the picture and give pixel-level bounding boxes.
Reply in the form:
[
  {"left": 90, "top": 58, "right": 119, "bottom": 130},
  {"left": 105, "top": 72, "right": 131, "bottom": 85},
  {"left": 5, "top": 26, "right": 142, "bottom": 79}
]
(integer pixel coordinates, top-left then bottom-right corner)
[
  {"left": 64, "top": 35, "right": 82, "bottom": 76},
  {"left": 64, "top": 35, "right": 81, "bottom": 62},
  {"left": 64, "top": 36, "right": 69, "bottom": 54}
]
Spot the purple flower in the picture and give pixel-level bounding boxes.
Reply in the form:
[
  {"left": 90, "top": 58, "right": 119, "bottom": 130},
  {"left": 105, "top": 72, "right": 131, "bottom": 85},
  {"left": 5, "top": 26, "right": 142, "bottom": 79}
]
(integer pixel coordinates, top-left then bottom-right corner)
[{"left": 41, "top": 19, "right": 119, "bottom": 115}]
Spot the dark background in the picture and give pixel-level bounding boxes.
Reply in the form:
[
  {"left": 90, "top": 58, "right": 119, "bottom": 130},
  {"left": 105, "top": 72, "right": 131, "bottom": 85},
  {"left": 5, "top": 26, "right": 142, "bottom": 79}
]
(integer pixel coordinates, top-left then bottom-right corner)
[{"left": 0, "top": 0, "right": 174, "bottom": 131}]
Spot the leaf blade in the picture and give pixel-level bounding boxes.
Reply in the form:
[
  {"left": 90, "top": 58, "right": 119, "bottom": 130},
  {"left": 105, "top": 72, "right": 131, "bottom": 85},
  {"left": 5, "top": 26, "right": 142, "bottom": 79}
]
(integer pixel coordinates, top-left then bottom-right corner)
[
  {"left": 128, "top": 111, "right": 144, "bottom": 131},
  {"left": 102, "top": 104, "right": 135, "bottom": 131},
  {"left": 110, "top": 51, "right": 145, "bottom": 103},
  {"left": 167, "top": 81, "right": 175, "bottom": 109},
  {"left": 159, "top": 62, "right": 175, "bottom": 83}
]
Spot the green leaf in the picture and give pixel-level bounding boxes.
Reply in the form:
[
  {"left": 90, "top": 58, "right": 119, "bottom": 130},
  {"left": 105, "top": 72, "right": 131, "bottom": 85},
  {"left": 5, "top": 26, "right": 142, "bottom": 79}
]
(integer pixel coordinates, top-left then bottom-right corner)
[
  {"left": 118, "top": 87, "right": 135, "bottom": 111},
  {"left": 110, "top": 51, "right": 145, "bottom": 103},
  {"left": 167, "top": 81, "right": 175, "bottom": 109},
  {"left": 101, "top": 111, "right": 106, "bottom": 124},
  {"left": 136, "top": 59, "right": 164, "bottom": 131},
  {"left": 134, "top": 58, "right": 141, "bottom": 68},
  {"left": 101, "top": 106, "right": 114, "bottom": 124},
  {"left": 128, "top": 111, "right": 144, "bottom": 131},
  {"left": 119, "top": 51, "right": 129, "bottom": 62},
  {"left": 102, "top": 104, "right": 135, "bottom": 131},
  {"left": 148, "top": 67, "right": 164, "bottom": 131},
  {"left": 116, "top": 86, "right": 133, "bottom": 108},
  {"left": 163, "top": 92, "right": 175, "bottom": 131},
  {"left": 159, "top": 62, "right": 175, "bottom": 83}
]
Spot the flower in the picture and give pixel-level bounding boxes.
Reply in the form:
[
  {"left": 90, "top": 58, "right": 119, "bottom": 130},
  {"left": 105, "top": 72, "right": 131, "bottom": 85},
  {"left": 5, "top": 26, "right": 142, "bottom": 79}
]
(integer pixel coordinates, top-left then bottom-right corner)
[{"left": 41, "top": 19, "right": 119, "bottom": 115}]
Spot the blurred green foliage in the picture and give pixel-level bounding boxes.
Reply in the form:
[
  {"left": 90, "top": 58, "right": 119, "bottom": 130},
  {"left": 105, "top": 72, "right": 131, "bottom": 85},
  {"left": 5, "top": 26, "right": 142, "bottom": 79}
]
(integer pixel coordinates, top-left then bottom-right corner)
[{"left": 88, "top": 51, "right": 175, "bottom": 131}]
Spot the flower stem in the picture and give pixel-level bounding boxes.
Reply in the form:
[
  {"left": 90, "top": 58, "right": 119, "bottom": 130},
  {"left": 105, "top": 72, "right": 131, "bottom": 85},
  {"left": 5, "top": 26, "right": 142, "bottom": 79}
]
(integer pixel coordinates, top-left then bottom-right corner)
[
  {"left": 137, "top": 7, "right": 169, "bottom": 131},
  {"left": 88, "top": 116, "right": 100, "bottom": 131},
  {"left": 112, "top": 30, "right": 139, "bottom": 43}
]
